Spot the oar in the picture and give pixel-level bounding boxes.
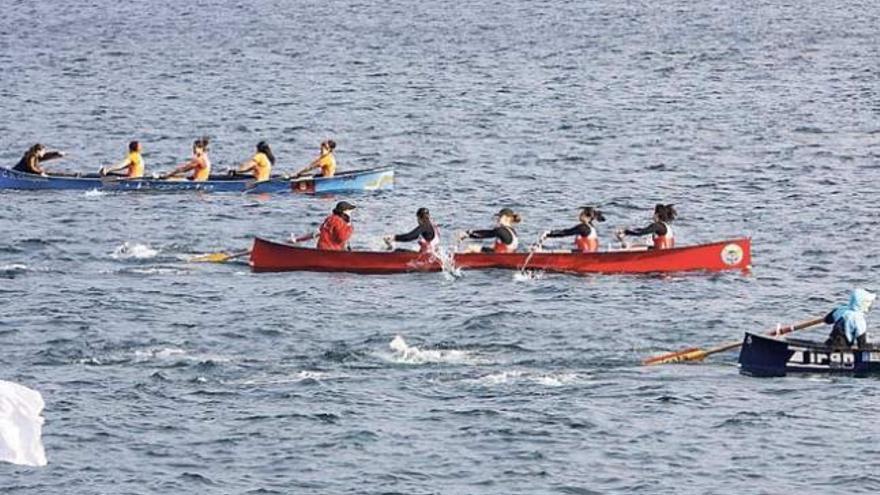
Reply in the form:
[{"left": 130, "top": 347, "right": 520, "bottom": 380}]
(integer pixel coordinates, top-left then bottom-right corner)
[
  {"left": 517, "top": 237, "right": 544, "bottom": 274},
  {"left": 642, "top": 316, "right": 825, "bottom": 366},
  {"left": 190, "top": 249, "right": 250, "bottom": 263}
]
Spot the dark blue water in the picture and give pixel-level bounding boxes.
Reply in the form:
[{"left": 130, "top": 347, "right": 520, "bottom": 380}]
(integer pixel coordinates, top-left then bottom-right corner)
[{"left": 2, "top": 1, "right": 879, "bottom": 493}]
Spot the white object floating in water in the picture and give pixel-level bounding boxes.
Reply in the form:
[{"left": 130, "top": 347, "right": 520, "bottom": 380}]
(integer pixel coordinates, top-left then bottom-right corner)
[{"left": 0, "top": 380, "right": 47, "bottom": 467}]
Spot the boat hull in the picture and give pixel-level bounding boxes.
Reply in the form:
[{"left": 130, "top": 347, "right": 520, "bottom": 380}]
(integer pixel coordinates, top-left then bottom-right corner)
[
  {"left": 0, "top": 166, "right": 393, "bottom": 194},
  {"left": 250, "top": 237, "right": 442, "bottom": 274},
  {"left": 738, "top": 332, "right": 880, "bottom": 377},
  {"left": 249, "top": 237, "right": 751, "bottom": 274}
]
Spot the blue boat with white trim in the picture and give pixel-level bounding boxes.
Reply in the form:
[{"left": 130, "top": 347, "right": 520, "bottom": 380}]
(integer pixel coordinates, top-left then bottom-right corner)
[{"left": 0, "top": 165, "right": 394, "bottom": 194}]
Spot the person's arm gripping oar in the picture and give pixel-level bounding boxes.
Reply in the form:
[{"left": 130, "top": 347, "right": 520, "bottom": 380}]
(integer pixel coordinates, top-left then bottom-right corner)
[{"left": 642, "top": 316, "right": 825, "bottom": 366}]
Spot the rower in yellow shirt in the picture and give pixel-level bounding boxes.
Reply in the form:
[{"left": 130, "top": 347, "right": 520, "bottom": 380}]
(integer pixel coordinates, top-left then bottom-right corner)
[
  {"left": 294, "top": 139, "right": 336, "bottom": 178},
  {"left": 101, "top": 141, "right": 145, "bottom": 179},
  {"left": 235, "top": 141, "right": 275, "bottom": 181}
]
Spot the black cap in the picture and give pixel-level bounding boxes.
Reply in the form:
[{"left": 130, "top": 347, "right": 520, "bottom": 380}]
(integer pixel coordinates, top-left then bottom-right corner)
[
  {"left": 495, "top": 207, "right": 516, "bottom": 218},
  {"left": 334, "top": 201, "right": 356, "bottom": 213}
]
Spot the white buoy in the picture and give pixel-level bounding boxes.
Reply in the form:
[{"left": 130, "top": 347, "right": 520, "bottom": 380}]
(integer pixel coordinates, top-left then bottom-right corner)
[{"left": 0, "top": 380, "right": 47, "bottom": 467}]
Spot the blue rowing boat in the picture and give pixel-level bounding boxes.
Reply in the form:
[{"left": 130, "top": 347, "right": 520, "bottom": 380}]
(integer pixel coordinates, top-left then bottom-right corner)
[
  {"left": 0, "top": 166, "right": 394, "bottom": 194},
  {"left": 738, "top": 332, "right": 880, "bottom": 377}
]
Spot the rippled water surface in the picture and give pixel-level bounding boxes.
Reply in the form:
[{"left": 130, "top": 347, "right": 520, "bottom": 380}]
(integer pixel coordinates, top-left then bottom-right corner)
[{"left": 2, "top": 0, "right": 880, "bottom": 493}]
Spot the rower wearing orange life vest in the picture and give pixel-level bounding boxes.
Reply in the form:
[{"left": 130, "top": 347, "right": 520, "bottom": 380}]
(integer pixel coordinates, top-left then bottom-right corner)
[
  {"left": 383, "top": 208, "right": 439, "bottom": 253},
  {"left": 163, "top": 137, "right": 211, "bottom": 181},
  {"left": 618, "top": 203, "right": 677, "bottom": 249},
  {"left": 300, "top": 201, "right": 356, "bottom": 251},
  {"left": 460, "top": 208, "right": 521, "bottom": 253},
  {"left": 101, "top": 141, "right": 145, "bottom": 179},
  {"left": 541, "top": 206, "right": 605, "bottom": 252},
  {"left": 294, "top": 140, "right": 337, "bottom": 178},
  {"left": 235, "top": 141, "right": 275, "bottom": 182}
]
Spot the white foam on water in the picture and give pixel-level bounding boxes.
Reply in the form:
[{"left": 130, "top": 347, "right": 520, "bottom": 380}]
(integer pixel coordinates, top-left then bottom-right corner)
[
  {"left": 82, "top": 189, "right": 105, "bottom": 198},
  {"left": 132, "top": 347, "right": 232, "bottom": 363},
  {"left": 238, "top": 370, "right": 333, "bottom": 386},
  {"left": 0, "top": 264, "right": 29, "bottom": 273},
  {"left": 386, "top": 335, "right": 472, "bottom": 365},
  {"left": 472, "top": 370, "right": 581, "bottom": 387},
  {"left": 112, "top": 242, "right": 159, "bottom": 260},
  {"left": 0, "top": 380, "right": 47, "bottom": 467},
  {"left": 513, "top": 270, "right": 544, "bottom": 282}
]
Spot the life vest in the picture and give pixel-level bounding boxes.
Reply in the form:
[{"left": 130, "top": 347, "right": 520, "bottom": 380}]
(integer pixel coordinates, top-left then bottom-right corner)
[
  {"left": 652, "top": 222, "right": 674, "bottom": 249},
  {"left": 418, "top": 222, "right": 440, "bottom": 254},
  {"left": 493, "top": 226, "right": 518, "bottom": 253},
  {"left": 317, "top": 213, "right": 353, "bottom": 251},
  {"left": 190, "top": 154, "right": 211, "bottom": 182},
  {"left": 575, "top": 225, "right": 598, "bottom": 253},
  {"left": 127, "top": 151, "right": 144, "bottom": 178}
]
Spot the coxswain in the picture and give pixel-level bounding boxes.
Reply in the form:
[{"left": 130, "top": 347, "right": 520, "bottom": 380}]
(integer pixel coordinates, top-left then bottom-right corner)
[
  {"left": 294, "top": 140, "right": 336, "bottom": 178},
  {"left": 235, "top": 141, "right": 275, "bottom": 182},
  {"left": 101, "top": 141, "right": 145, "bottom": 178},
  {"left": 459, "top": 208, "right": 521, "bottom": 253},
  {"left": 295, "top": 201, "right": 356, "bottom": 251},
  {"left": 824, "top": 288, "right": 876, "bottom": 349},
  {"left": 12, "top": 144, "right": 65, "bottom": 176},
  {"left": 384, "top": 207, "right": 439, "bottom": 253},
  {"left": 541, "top": 206, "right": 605, "bottom": 253},
  {"left": 162, "top": 137, "right": 211, "bottom": 181},
  {"left": 617, "top": 203, "right": 676, "bottom": 249}
]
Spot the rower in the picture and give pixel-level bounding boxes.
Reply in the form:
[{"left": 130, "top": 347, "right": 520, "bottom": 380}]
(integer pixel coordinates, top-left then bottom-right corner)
[
  {"left": 459, "top": 208, "right": 521, "bottom": 253},
  {"left": 12, "top": 144, "right": 65, "bottom": 176},
  {"left": 824, "top": 288, "right": 876, "bottom": 349},
  {"left": 294, "top": 140, "right": 336, "bottom": 178},
  {"left": 295, "top": 201, "right": 356, "bottom": 251},
  {"left": 162, "top": 137, "right": 211, "bottom": 181},
  {"left": 617, "top": 203, "right": 676, "bottom": 249},
  {"left": 101, "top": 141, "right": 145, "bottom": 179},
  {"left": 383, "top": 207, "right": 439, "bottom": 253},
  {"left": 541, "top": 206, "right": 605, "bottom": 253},
  {"left": 235, "top": 141, "right": 274, "bottom": 182}
]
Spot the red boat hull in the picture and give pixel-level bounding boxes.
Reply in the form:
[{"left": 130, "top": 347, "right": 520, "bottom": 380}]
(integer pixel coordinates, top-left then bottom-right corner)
[{"left": 249, "top": 237, "right": 751, "bottom": 275}]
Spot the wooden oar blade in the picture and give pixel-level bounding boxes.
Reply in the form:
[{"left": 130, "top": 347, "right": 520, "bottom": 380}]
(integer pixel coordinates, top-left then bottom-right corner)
[
  {"left": 642, "top": 347, "right": 706, "bottom": 366},
  {"left": 190, "top": 252, "right": 234, "bottom": 263}
]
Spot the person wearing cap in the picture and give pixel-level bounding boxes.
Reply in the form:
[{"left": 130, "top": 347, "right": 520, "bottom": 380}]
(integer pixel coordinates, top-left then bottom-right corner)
[
  {"left": 312, "top": 201, "right": 356, "bottom": 250},
  {"left": 459, "top": 208, "right": 521, "bottom": 253},
  {"left": 824, "top": 288, "right": 877, "bottom": 349},
  {"left": 540, "top": 206, "right": 605, "bottom": 253},
  {"left": 383, "top": 208, "right": 439, "bottom": 253},
  {"left": 13, "top": 143, "right": 65, "bottom": 176}
]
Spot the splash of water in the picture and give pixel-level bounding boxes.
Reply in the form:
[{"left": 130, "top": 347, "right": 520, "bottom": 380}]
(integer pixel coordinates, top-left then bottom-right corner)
[
  {"left": 388, "top": 335, "right": 470, "bottom": 364},
  {"left": 111, "top": 242, "right": 159, "bottom": 260}
]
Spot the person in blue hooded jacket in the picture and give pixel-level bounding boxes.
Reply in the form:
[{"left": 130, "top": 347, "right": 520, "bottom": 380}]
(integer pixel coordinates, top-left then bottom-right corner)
[{"left": 824, "top": 288, "right": 876, "bottom": 348}]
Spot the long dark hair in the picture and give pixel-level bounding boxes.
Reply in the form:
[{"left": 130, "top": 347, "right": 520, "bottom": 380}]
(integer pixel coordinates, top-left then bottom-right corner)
[
  {"left": 580, "top": 206, "right": 605, "bottom": 223},
  {"left": 257, "top": 141, "right": 275, "bottom": 165},
  {"left": 654, "top": 203, "right": 677, "bottom": 223}
]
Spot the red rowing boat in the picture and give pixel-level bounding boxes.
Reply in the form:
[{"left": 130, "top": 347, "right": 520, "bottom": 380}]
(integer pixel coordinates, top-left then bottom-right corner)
[{"left": 249, "top": 237, "right": 751, "bottom": 274}]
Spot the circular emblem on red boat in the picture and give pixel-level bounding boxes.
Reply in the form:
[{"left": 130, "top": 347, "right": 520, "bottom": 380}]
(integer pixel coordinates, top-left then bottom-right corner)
[{"left": 721, "top": 243, "right": 744, "bottom": 266}]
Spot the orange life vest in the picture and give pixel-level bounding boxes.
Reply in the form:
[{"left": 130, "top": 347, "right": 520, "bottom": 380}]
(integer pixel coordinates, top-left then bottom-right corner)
[{"left": 575, "top": 226, "right": 599, "bottom": 252}]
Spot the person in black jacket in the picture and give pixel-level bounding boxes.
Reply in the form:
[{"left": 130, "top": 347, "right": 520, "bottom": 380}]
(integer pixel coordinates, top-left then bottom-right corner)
[{"left": 12, "top": 144, "right": 65, "bottom": 175}]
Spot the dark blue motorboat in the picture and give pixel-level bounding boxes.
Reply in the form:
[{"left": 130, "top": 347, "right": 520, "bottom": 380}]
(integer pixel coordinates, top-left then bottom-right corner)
[{"left": 739, "top": 332, "right": 880, "bottom": 377}]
